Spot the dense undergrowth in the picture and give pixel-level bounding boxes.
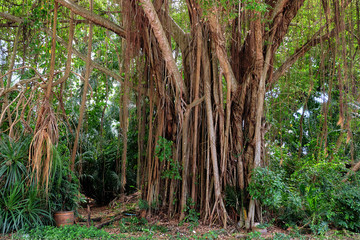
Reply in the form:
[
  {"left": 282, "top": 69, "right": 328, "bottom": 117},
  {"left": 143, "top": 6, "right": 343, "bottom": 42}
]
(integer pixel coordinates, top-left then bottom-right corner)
[
  {"left": 0, "top": 134, "right": 82, "bottom": 234},
  {"left": 11, "top": 220, "right": 224, "bottom": 240},
  {"left": 2, "top": 132, "right": 360, "bottom": 237},
  {"left": 9, "top": 220, "right": 360, "bottom": 240},
  {"left": 248, "top": 145, "right": 360, "bottom": 234}
]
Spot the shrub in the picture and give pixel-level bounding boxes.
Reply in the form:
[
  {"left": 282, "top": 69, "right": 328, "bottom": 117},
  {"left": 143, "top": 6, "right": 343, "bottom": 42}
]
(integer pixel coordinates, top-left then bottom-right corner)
[
  {"left": 249, "top": 149, "right": 360, "bottom": 234},
  {"left": 0, "top": 135, "right": 52, "bottom": 234},
  {"left": 48, "top": 164, "right": 81, "bottom": 212},
  {"left": 180, "top": 198, "right": 200, "bottom": 230},
  {"left": 331, "top": 179, "right": 360, "bottom": 232},
  {"left": 0, "top": 182, "right": 51, "bottom": 234},
  {"left": 248, "top": 167, "right": 285, "bottom": 209},
  {"left": 0, "top": 135, "right": 31, "bottom": 189}
]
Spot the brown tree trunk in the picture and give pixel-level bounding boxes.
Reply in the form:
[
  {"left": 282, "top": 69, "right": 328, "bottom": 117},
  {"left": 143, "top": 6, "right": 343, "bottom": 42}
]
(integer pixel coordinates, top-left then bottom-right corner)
[
  {"left": 190, "top": 26, "right": 202, "bottom": 205},
  {"left": 203, "top": 37, "right": 228, "bottom": 227},
  {"left": 70, "top": 0, "right": 93, "bottom": 172}
]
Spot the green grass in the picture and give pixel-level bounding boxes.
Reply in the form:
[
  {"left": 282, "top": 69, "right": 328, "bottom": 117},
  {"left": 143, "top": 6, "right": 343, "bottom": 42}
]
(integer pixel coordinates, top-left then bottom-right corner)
[{"left": 12, "top": 225, "right": 129, "bottom": 240}]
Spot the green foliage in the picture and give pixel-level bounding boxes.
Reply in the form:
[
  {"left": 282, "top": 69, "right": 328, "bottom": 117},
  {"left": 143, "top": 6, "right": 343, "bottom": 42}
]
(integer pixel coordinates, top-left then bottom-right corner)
[
  {"left": 180, "top": 198, "right": 199, "bottom": 230},
  {"left": 78, "top": 107, "right": 139, "bottom": 204},
  {"left": 0, "top": 135, "right": 51, "bottom": 234},
  {"left": 249, "top": 148, "right": 360, "bottom": 234},
  {"left": 199, "top": 230, "right": 222, "bottom": 240},
  {"left": 199, "top": 0, "right": 268, "bottom": 22},
  {"left": 0, "top": 182, "right": 51, "bottom": 234},
  {"left": 181, "top": 229, "right": 223, "bottom": 240},
  {"left": 13, "top": 225, "right": 124, "bottom": 240},
  {"left": 0, "top": 135, "right": 31, "bottom": 189},
  {"left": 331, "top": 179, "right": 360, "bottom": 232},
  {"left": 155, "top": 137, "right": 181, "bottom": 180},
  {"left": 243, "top": 0, "right": 268, "bottom": 12},
  {"left": 248, "top": 168, "right": 285, "bottom": 209},
  {"left": 138, "top": 199, "right": 149, "bottom": 210},
  {"left": 115, "top": 216, "right": 167, "bottom": 234},
  {"left": 12, "top": 218, "right": 170, "bottom": 240},
  {"left": 246, "top": 231, "right": 263, "bottom": 240},
  {"left": 155, "top": 136, "right": 173, "bottom": 161},
  {"left": 225, "top": 185, "right": 242, "bottom": 210},
  {"left": 78, "top": 138, "right": 122, "bottom": 204},
  {"left": 48, "top": 165, "right": 82, "bottom": 212}
]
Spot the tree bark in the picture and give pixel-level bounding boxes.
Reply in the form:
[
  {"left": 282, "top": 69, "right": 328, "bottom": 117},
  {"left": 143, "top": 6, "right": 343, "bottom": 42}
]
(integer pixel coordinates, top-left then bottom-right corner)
[
  {"left": 70, "top": 0, "right": 93, "bottom": 172},
  {"left": 139, "top": 0, "right": 187, "bottom": 98},
  {"left": 203, "top": 37, "right": 228, "bottom": 227}
]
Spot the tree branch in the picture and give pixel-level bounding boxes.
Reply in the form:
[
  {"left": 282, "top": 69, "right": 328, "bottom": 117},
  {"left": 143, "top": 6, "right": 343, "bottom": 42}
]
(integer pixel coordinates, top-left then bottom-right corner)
[
  {"left": 1, "top": 11, "right": 124, "bottom": 86},
  {"left": 269, "top": 0, "right": 353, "bottom": 87},
  {"left": 208, "top": 9, "right": 238, "bottom": 91},
  {"left": 44, "top": 28, "right": 123, "bottom": 84},
  {"left": 159, "top": 10, "right": 190, "bottom": 53},
  {"left": 54, "top": 0, "right": 125, "bottom": 38},
  {"left": 139, "top": 0, "right": 187, "bottom": 98},
  {"left": 271, "top": 0, "right": 306, "bottom": 50},
  {"left": 0, "top": 12, "right": 23, "bottom": 23},
  {"left": 270, "top": 27, "right": 336, "bottom": 87}
]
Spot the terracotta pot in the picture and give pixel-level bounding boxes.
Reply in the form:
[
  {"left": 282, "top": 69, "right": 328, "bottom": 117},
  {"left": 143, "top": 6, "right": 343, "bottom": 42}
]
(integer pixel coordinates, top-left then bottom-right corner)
[{"left": 54, "top": 211, "right": 75, "bottom": 227}]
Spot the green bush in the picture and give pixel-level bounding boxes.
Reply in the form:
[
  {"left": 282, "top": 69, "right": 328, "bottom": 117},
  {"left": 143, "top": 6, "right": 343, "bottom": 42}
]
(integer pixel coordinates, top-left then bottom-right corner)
[
  {"left": 0, "top": 181, "right": 51, "bottom": 234},
  {"left": 155, "top": 137, "right": 181, "bottom": 180},
  {"left": 0, "top": 135, "right": 31, "bottom": 189},
  {"left": 48, "top": 164, "right": 81, "bottom": 212},
  {"left": 78, "top": 108, "right": 139, "bottom": 204},
  {"left": 180, "top": 198, "right": 200, "bottom": 230},
  {"left": 248, "top": 168, "right": 285, "bottom": 209},
  {"left": 249, "top": 149, "right": 360, "bottom": 234},
  {"left": 0, "top": 135, "right": 52, "bottom": 234},
  {"left": 77, "top": 139, "right": 123, "bottom": 204},
  {"left": 331, "top": 179, "right": 360, "bottom": 232}
]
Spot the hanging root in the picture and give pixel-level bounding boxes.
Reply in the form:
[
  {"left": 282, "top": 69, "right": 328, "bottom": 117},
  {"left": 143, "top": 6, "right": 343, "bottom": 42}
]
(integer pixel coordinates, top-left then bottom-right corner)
[{"left": 29, "top": 100, "right": 59, "bottom": 192}]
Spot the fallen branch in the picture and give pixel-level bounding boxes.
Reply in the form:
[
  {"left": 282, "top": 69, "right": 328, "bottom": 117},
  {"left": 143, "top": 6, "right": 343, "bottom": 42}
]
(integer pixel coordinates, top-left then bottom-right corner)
[{"left": 95, "top": 214, "right": 122, "bottom": 229}]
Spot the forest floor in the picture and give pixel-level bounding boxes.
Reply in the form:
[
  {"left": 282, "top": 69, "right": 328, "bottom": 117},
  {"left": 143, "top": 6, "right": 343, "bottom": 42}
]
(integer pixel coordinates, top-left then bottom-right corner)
[
  {"left": 4, "top": 192, "right": 360, "bottom": 239},
  {"left": 74, "top": 192, "right": 360, "bottom": 240}
]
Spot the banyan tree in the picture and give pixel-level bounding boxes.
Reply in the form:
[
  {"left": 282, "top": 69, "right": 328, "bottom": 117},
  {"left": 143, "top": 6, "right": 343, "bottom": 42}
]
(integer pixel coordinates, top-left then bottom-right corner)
[{"left": 0, "top": 0, "right": 358, "bottom": 229}]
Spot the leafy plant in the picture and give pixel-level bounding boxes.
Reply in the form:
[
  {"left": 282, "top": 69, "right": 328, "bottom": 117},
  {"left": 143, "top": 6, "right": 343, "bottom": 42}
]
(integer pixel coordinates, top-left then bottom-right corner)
[
  {"left": 0, "top": 135, "right": 51, "bottom": 234},
  {"left": 225, "top": 185, "right": 242, "bottom": 210},
  {"left": 248, "top": 147, "right": 360, "bottom": 234},
  {"left": 180, "top": 198, "right": 199, "bottom": 230},
  {"left": 155, "top": 137, "right": 181, "bottom": 180},
  {"left": 246, "top": 231, "right": 264, "bottom": 240},
  {"left": 200, "top": 230, "right": 222, "bottom": 240},
  {"left": 116, "top": 216, "right": 167, "bottom": 234},
  {"left": 48, "top": 168, "right": 81, "bottom": 212},
  {"left": 331, "top": 180, "right": 360, "bottom": 232},
  {"left": 0, "top": 182, "right": 50, "bottom": 234},
  {"left": 47, "top": 146, "right": 82, "bottom": 212},
  {"left": 138, "top": 199, "right": 149, "bottom": 210},
  {"left": 0, "top": 135, "right": 31, "bottom": 189},
  {"left": 248, "top": 167, "right": 285, "bottom": 209},
  {"left": 77, "top": 138, "right": 122, "bottom": 204}
]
